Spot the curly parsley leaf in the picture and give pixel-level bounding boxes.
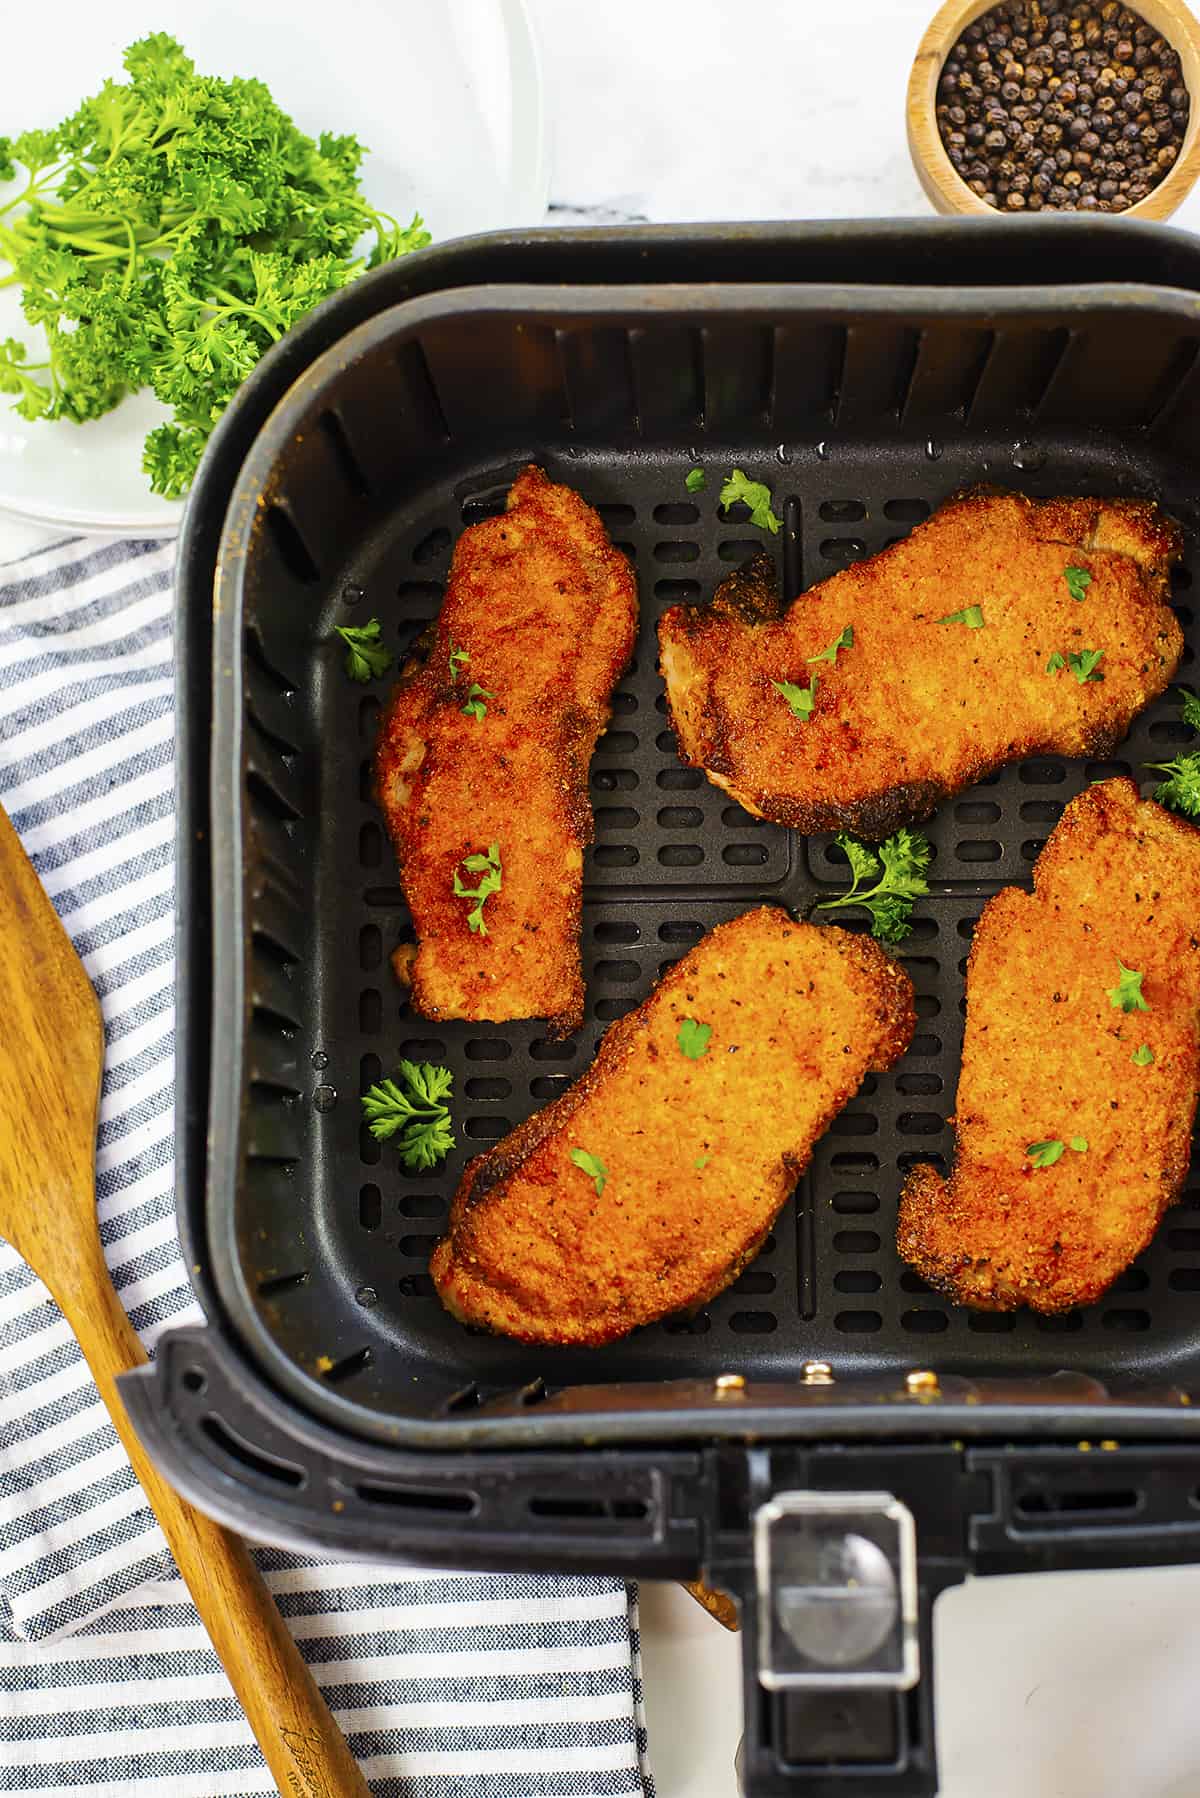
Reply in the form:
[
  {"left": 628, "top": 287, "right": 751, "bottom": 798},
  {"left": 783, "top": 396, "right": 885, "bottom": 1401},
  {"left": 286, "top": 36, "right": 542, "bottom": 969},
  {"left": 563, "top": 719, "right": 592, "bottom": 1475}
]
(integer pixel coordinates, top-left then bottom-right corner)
[
  {"left": 816, "top": 826, "right": 933, "bottom": 945},
  {"left": 1027, "top": 1139, "right": 1065, "bottom": 1169},
  {"left": 449, "top": 641, "right": 469, "bottom": 681},
  {"left": 1132, "top": 1044, "right": 1155, "bottom": 1067},
  {"left": 685, "top": 466, "right": 706, "bottom": 493},
  {"left": 1064, "top": 565, "right": 1093, "bottom": 602},
  {"left": 1146, "top": 751, "right": 1200, "bottom": 819},
  {"left": 808, "top": 625, "right": 854, "bottom": 665},
  {"left": 570, "top": 1148, "right": 607, "bottom": 1196},
  {"left": 0, "top": 34, "right": 431, "bottom": 497},
  {"left": 719, "top": 467, "right": 782, "bottom": 534},
  {"left": 773, "top": 674, "right": 818, "bottom": 721},
  {"left": 1068, "top": 1135, "right": 1089, "bottom": 1153},
  {"left": 453, "top": 842, "right": 502, "bottom": 935},
  {"left": 461, "top": 682, "right": 492, "bottom": 721},
  {"left": 1177, "top": 689, "right": 1200, "bottom": 732},
  {"left": 336, "top": 617, "right": 392, "bottom": 682},
  {"left": 937, "top": 605, "right": 984, "bottom": 629},
  {"left": 1107, "top": 959, "right": 1149, "bottom": 1013},
  {"left": 1046, "top": 651, "right": 1066, "bottom": 674},
  {"left": 838, "top": 836, "right": 881, "bottom": 885},
  {"left": 677, "top": 1017, "right": 712, "bottom": 1059},
  {"left": 361, "top": 1060, "right": 455, "bottom": 1169}
]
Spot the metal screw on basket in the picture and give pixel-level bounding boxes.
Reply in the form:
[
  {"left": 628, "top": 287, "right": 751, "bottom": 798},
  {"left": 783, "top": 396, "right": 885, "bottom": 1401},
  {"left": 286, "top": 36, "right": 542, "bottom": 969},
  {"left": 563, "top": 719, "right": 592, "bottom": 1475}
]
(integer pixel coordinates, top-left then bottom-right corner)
[
  {"left": 906, "top": 1369, "right": 941, "bottom": 1396},
  {"left": 714, "top": 1372, "right": 746, "bottom": 1398},
  {"left": 801, "top": 1361, "right": 835, "bottom": 1386}
]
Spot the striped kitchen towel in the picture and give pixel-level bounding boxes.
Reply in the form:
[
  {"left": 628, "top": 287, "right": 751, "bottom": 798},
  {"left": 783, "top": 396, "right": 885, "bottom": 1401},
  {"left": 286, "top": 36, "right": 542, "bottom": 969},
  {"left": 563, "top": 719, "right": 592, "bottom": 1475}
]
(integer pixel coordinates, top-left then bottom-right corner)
[{"left": 0, "top": 534, "right": 653, "bottom": 1798}]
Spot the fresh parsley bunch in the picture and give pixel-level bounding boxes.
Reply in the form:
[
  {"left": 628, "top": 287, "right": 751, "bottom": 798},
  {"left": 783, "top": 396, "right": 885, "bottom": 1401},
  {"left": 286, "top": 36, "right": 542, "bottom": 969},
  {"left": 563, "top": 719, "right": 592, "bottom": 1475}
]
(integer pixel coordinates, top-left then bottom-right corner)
[{"left": 0, "top": 34, "right": 429, "bottom": 497}]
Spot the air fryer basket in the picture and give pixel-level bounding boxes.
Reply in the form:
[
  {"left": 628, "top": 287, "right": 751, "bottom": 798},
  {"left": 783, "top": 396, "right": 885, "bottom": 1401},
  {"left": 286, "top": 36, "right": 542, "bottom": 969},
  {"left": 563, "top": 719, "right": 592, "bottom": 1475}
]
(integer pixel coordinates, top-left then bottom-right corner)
[
  {"left": 200, "top": 280, "right": 1200, "bottom": 1443},
  {"left": 126, "top": 231, "right": 1200, "bottom": 1796}
]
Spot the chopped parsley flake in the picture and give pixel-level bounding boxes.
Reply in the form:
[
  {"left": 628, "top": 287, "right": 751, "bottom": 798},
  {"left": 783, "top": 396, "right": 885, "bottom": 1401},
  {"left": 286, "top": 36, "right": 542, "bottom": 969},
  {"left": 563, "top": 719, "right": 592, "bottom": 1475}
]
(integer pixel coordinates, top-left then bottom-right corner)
[
  {"left": 1107, "top": 960, "right": 1149, "bottom": 1013},
  {"left": 453, "top": 842, "right": 501, "bottom": 935},
  {"left": 336, "top": 618, "right": 392, "bottom": 682},
  {"left": 461, "top": 682, "right": 492, "bottom": 721},
  {"left": 937, "top": 605, "right": 984, "bottom": 629},
  {"left": 570, "top": 1148, "right": 607, "bottom": 1196},
  {"left": 808, "top": 625, "right": 854, "bottom": 665},
  {"left": 719, "top": 467, "right": 782, "bottom": 534},
  {"left": 677, "top": 1017, "right": 713, "bottom": 1059},
  {"left": 773, "top": 674, "right": 818, "bottom": 721}
]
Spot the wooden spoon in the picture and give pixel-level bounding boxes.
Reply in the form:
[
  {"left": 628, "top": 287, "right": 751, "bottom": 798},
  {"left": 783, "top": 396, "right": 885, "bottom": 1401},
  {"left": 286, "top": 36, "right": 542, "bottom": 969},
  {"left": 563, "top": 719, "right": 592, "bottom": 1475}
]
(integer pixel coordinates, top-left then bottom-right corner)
[{"left": 0, "top": 800, "right": 370, "bottom": 1798}]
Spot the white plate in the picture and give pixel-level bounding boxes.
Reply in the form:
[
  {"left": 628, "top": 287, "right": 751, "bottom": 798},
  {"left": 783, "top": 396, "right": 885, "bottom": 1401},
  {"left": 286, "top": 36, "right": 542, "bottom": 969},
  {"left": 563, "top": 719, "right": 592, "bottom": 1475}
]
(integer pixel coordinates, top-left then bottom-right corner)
[{"left": 0, "top": 0, "right": 548, "bottom": 537}]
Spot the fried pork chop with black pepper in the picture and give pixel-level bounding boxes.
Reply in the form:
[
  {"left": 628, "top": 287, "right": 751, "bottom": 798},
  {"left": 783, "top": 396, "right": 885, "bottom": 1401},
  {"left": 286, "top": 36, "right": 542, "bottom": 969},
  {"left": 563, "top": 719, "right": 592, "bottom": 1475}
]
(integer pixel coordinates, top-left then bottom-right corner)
[
  {"left": 898, "top": 779, "right": 1200, "bottom": 1313},
  {"left": 430, "top": 907, "right": 915, "bottom": 1345},
  {"left": 658, "top": 487, "right": 1182, "bottom": 839},
  {"left": 374, "top": 466, "right": 637, "bottom": 1033}
]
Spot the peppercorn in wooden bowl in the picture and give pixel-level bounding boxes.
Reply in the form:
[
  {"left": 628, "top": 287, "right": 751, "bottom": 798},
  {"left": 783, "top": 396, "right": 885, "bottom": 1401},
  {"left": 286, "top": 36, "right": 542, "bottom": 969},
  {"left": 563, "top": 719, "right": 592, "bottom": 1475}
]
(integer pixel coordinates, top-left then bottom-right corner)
[{"left": 908, "top": 0, "right": 1200, "bottom": 217}]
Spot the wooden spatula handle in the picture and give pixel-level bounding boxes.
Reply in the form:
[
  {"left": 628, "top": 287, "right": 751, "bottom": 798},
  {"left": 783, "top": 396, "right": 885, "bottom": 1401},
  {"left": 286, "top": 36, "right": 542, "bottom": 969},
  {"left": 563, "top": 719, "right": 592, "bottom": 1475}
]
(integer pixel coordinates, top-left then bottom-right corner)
[{"left": 80, "top": 1264, "right": 371, "bottom": 1798}]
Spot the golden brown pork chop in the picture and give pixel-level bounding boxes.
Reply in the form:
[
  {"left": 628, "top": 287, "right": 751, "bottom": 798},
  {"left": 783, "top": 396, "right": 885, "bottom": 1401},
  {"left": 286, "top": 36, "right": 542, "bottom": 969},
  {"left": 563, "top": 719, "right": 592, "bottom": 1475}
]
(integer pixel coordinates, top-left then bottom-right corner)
[
  {"left": 898, "top": 779, "right": 1200, "bottom": 1313},
  {"left": 374, "top": 467, "right": 637, "bottom": 1033},
  {"left": 430, "top": 907, "right": 915, "bottom": 1345},
  {"left": 658, "top": 488, "right": 1182, "bottom": 839}
]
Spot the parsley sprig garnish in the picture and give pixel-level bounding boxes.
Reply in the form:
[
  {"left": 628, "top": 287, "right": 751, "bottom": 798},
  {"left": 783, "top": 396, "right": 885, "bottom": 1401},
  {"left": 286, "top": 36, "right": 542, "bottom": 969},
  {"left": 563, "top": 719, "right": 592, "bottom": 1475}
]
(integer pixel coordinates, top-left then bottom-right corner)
[
  {"left": 336, "top": 618, "right": 392, "bottom": 682},
  {"left": 720, "top": 468, "right": 782, "bottom": 534},
  {"left": 685, "top": 467, "right": 706, "bottom": 494},
  {"left": 808, "top": 625, "right": 854, "bottom": 665},
  {"left": 1107, "top": 960, "right": 1149, "bottom": 1013},
  {"left": 1178, "top": 688, "right": 1200, "bottom": 732},
  {"left": 816, "top": 827, "right": 933, "bottom": 945},
  {"left": 773, "top": 674, "right": 819, "bottom": 721},
  {"left": 937, "top": 605, "right": 984, "bottom": 629},
  {"left": 0, "top": 33, "right": 430, "bottom": 497},
  {"left": 449, "top": 641, "right": 470, "bottom": 681},
  {"left": 454, "top": 843, "right": 502, "bottom": 935},
  {"left": 1132, "top": 1044, "right": 1155, "bottom": 1067},
  {"left": 1146, "top": 751, "right": 1200, "bottom": 818},
  {"left": 361, "top": 1061, "right": 454, "bottom": 1169},
  {"left": 1064, "top": 565, "right": 1093, "bottom": 602}
]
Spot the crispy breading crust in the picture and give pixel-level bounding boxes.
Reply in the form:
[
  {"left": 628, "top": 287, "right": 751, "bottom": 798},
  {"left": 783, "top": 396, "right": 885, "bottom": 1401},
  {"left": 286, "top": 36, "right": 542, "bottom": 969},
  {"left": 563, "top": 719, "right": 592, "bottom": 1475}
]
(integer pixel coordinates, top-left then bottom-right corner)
[
  {"left": 898, "top": 779, "right": 1200, "bottom": 1313},
  {"left": 658, "top": 488, "right": 1183, "bottom": 840},
  {"left": 373, "top": 467, "right": 637, "bottom": 1032},
  {"left": 430, "top": 908, "right": 916, "bottom": 1345}
]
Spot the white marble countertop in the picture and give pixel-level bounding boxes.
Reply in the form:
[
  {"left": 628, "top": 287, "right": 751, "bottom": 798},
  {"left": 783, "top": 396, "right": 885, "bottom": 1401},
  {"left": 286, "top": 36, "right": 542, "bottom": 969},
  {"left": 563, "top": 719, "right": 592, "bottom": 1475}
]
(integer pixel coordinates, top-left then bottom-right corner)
[{"left": 524, "top": 3, "right": 1200, "bottom": 1795}]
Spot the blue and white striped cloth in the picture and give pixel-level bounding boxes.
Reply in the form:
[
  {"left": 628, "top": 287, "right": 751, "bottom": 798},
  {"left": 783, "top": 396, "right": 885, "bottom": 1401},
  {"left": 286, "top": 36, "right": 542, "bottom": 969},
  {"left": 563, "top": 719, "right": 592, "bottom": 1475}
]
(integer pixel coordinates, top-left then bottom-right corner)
[{"left": 0, "top": 535, "right": 653, "bottom": 1797}]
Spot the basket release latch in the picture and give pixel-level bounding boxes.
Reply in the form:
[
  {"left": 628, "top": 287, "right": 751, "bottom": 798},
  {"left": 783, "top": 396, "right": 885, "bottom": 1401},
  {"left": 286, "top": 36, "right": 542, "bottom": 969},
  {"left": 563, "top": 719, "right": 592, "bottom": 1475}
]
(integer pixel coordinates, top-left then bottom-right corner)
[{"left": 754, "top": 1490, "right": 918, "bottom": 1692}]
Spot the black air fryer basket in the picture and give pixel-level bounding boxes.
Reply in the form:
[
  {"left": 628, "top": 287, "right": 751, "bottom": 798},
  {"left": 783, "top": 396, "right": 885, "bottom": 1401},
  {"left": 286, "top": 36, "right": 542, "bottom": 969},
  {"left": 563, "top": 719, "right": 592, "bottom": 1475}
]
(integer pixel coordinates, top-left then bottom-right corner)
[{"left": 127, "top": 223, "right": 1200, "bottom": 1796}]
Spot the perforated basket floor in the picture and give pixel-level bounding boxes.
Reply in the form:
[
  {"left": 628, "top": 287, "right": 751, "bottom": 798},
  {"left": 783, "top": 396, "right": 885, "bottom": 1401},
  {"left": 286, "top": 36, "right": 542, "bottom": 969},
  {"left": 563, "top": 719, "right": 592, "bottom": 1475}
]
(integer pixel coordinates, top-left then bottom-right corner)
[{"left": 210, "top": 282, "right": 1200, "bottom": 1441}]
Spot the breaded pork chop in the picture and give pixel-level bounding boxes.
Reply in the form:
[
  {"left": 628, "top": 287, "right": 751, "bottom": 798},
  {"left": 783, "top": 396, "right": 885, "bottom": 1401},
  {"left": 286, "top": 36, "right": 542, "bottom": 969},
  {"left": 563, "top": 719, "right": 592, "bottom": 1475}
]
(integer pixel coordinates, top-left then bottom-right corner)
[
  {"left": 659, "top": 487, "right": 1182, "bottom": 839},
  {"left": 374, "top": 467, "right": 637, "bottom": 1033},
  {"left": 430, "top": 907, "right": 915, "bottom": 1345},
  {"left": 898, "top": 779, "right": 1200, "bottom": 1313}
]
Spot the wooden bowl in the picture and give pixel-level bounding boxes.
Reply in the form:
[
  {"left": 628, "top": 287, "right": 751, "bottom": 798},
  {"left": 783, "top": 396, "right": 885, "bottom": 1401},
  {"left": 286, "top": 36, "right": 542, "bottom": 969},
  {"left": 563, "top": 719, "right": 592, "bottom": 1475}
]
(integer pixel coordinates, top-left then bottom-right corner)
[{"left": 907, "top": 0, "right": 1200, "bottom": 219}]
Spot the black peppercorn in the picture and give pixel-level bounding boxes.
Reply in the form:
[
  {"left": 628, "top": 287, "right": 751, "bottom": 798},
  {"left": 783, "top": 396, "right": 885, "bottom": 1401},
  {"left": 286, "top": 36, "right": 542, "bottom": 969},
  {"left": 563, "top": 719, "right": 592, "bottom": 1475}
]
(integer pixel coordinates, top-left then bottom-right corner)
[{"left": 935, "top": 0, "right": 1188, "bottom": 214}]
